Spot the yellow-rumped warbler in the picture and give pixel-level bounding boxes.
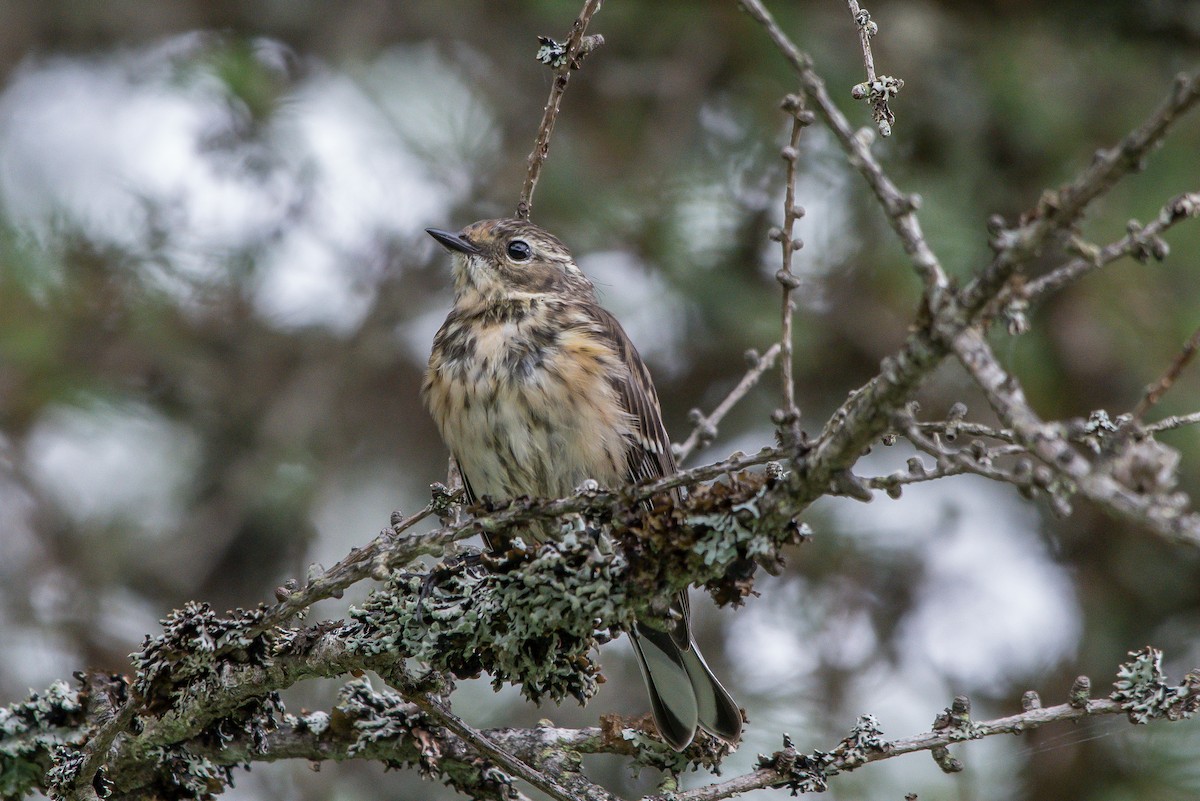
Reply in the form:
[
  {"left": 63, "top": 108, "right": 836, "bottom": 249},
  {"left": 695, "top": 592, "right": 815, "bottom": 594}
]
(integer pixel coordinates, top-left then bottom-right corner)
[{"left": 423, "top": 218, "right": 742, "bottom": 751}]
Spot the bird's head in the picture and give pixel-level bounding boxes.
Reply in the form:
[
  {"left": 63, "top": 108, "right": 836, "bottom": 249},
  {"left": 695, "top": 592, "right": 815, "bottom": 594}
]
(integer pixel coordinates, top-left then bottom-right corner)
[{"left": 426, "top": 218, "right": 594, "bottom": 304}]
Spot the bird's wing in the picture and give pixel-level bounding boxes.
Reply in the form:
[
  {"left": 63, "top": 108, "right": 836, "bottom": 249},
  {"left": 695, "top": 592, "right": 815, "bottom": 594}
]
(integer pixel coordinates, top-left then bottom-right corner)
[
  {"left": 591, "top": 306, "right": 692, "bottom": 648},
  {"left": 456, "top": 459, "right": 479, "bottom": 506},
  {"left": 590, "top": 306, "right": 678, "bottom": 487}
]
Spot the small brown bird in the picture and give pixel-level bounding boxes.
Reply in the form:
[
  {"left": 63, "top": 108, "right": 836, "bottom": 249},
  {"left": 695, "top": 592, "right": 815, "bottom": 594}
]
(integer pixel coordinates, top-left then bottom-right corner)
[{"left": 423, "top": 218, "right": 742, "bottom": 751}]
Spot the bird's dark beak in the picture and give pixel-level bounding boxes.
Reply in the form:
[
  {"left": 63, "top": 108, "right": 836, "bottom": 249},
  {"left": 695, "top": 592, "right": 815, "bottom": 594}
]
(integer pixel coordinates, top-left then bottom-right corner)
[{"left": 426, "top": 227, "right": 481, "bottom": 256}]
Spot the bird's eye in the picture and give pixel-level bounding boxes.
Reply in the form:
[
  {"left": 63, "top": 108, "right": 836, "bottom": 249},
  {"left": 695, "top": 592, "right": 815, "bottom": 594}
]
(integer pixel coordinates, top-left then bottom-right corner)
[{"left": 506, "top": 240, "right": 532, "bottom": 261}]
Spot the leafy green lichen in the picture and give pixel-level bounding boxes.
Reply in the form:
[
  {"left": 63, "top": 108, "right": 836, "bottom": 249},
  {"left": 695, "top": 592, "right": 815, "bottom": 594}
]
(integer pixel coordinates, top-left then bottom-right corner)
[
  {"left": 348, "top": 530, "right": 628, "bottom": 704},
  {"left": 0, "top": 680, "right": 86, "bottom": 798},
  {"left": 1112, "top": 647, "right": 1200, "bottom": 724}
]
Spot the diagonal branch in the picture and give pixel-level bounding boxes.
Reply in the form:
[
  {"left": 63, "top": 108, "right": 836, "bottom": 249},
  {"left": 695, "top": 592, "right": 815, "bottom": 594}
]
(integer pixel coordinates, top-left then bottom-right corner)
[
  {"left": 1022, "top": 191, "right": 1200, "bottom": 302},
  {"left": 674, "top": 342, "right": 782, "bottom": 464},
  {"left": 1134, "top": 321, "right": 1200, "bottom": 420},
  {"left": 962, "top": 72, "right": 1200, "bottom": 317},
  {"left": 949, "top": 325, "right": 1200, "bottom": 546},
  {"left": 406, "top": 692, "right": 614, "bottom": 801},
  {"left": 666, "top": 645, "right": 1198, "bottom": 801}
]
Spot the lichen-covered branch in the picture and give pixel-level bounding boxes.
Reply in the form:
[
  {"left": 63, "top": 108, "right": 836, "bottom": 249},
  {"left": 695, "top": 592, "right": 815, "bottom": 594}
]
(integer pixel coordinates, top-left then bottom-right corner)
[
  {"left": 659, "top": 648, "right": 1199, "bottom": 801},
  {"left": 4, "top": 467, "right": 803, "bottom": 798},
  {"left": 6, "top": 6, "right": 1200, "bottom": 801}
]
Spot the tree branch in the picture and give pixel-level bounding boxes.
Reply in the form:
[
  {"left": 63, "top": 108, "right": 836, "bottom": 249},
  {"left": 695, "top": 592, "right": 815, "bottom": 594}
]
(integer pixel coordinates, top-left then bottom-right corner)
[
  {"left": 516, "top": 0, "right": 604, "bottom": 220},
  {"left": 675, "top": 343, "right": 782, "bottom": 464},
  {"left": 963, "top": 73, "right": 1200, "bottom": 317},
  {"left": 949, "top": 325, "right": 1200, "bottom": 545},
  {"left": 1021, "top": 191, "right": 1200, "bottom": 303},
  {"left": 664, "top": 648, "right": 1199, "bottom": 801},
  {"left": 737, "top": 0, "right": 947, "bottom": 297}
]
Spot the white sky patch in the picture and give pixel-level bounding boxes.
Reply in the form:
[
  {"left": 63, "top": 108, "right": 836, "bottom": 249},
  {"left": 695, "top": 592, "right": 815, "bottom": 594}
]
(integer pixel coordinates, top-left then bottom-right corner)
[
  {"left": 0, "top": 40, "right": 285, "bottom": 273},
  {"left": 351, "top": 45, "right": 502, "bottom": 200},
  {"left": 0, "top": 629, "right": 79, "bottom": 694},
  {"left": 830, "top": 453, "right": 1082, "bottom": 686},
  {"left": 668, "top": 180, "right": 742, "bottom": 272},
  {"left": 730, "top": 577, "right": 822, "bottom": 692},
  {"left": 0, "top": 36, "right": 499, "bottom": 334},
  {"left": 399, "top": 297, "right": 455, "bottom": 365},
  {"left": 250, "top": 49, "right": 499, "bottom": 331},
  {"left": 250, "top": 222, "right": 379, "bottom": 334},
  {"left": 24, "top": 400, "right": 200, "bottom": 534}
]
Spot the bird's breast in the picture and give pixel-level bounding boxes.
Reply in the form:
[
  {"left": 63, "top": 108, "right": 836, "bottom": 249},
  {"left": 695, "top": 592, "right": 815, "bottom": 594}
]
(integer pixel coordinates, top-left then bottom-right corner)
[{"left": 424, "top": 310, "right": 634, "bottom": 502}]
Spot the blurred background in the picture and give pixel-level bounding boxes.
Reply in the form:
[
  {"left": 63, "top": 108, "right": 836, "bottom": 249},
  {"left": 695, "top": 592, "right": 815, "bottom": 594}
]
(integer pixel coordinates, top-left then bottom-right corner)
[{"left": 1, "top": 1, "right": 1199, "bottom": 799}]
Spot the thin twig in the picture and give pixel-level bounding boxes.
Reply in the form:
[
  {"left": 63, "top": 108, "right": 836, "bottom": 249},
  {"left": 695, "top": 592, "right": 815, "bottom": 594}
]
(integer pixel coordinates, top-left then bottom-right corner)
[
  {"left": 774, "top": 95, "right": 810, "bottom": 443},
  {"left": 270, "top": 502, "right": 437, "bottom": 626},
  {"left": 410, "top": 693, "right": 613, "bottom": 801},
  {"left": 949, "top": 324, "right": 1200, "bottom": 546},
  {"left": 516, "top": 0, "right": 604, "bottom": 220},
  {"left": 737, "top": 0, "right": 945, "bottom": 297},
  {"left": 845, "top": 1, "right": 901, "bottom": 137},
  {"left": 1147, "top": 410, "right": 1200, "bottom": 434},
  {"left": 675, "top": 342, "right": 783, "bottom": 464},
  {"left": 862, "top": 441, "right": 1028, "bottom": 498},
  {"left": 1022, "top": 191, "right": 1200, "bottom": 302},
  {"left": 666, "top": 697, "right": 1137, "bottom": 801},
  {"left": 962, "top": 72, "right": 1200, "bottom": 317},
  {"left": 913, "top": 420, "right": 1017, "bottom": 444},
  {"left": 846, "top": 1, "right": 877, "bottom": 83},
  {"left": 1134, "top": 322, "right": 1200, "bottom": 420}
]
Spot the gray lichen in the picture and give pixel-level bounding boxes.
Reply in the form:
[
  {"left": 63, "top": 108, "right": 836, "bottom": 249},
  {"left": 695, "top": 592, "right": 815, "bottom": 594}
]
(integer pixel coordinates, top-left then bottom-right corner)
[
  {"left": 1, "top": 680, "right": 86, "bottom": 798},
  {"left": 347, "top": 469, "right": 807, "bottom": 707},
  {"left": 348, "top": 529, "right": 629, "bottom": 704},
  {"left": 1112, "top": 646, "right": 1200, "bottom": 724},
  {"left": 133, "top": 602, "right": 276, "bottom": 713},
  {"left": 832, "top": 714, "right": 890, "bottom": 770},
  {"left": 756, "top": 734, "right": 835, "bottom": 794},
  {"left": 327, "top": 678, "right": 518, "bottom": 800}
]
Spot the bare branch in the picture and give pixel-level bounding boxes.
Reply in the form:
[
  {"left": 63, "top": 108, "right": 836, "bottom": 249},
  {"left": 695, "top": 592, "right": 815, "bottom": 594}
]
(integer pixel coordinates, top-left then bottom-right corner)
[
  {"left": 950, "top": 325, "right": 1200, "bottom": 546},
  {"left": 666, "top": 646, "right": 1199, "bottom": 801},
  {"left": 773, "top": 94, "right": 811, "bottom": 443},
  {"left": 1147, "top": 410, "right": 1200, "bottom": 434},
  {"left": 675, "top": 343, "right": 782, "bottom": 464},
  {"left": 863, "top": 436, "right": 1028, "bottom": 500},
  {"left": 737, "top": 0, "right": 947, "bottom": 297},
  {"left": 1134, "top": 322, "right": 1200, "bottom": 420},
  {"left": 846, "top": 1, "right": 878, "bottom": 84},
  {"left": 963, "top": 72, "right": 1200, "bottom": 317},
  {"left": 1021, "top": 191, "right": 1200, "bottom": 302},
  {"left": 407, "top": 691, "right": 612, "bottom": 801},
  {"left": 516, "top": 0, "right": 604, "bottom": 220}
]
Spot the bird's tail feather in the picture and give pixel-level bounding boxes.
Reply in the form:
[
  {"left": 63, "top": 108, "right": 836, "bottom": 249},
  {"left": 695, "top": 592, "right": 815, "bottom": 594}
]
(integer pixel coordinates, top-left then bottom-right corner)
[
  {"left": 630, "top": 625, "right": 698, "bottom": 751},
  {"left": 631, "top": 623, "right": 742, "bottom": 751}
]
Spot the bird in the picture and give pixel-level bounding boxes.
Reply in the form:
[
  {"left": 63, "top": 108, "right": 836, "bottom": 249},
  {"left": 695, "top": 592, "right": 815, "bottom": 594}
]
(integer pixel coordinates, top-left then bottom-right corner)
[{"left": 422, "top": 217, "right": 742, "bottom": 751}]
